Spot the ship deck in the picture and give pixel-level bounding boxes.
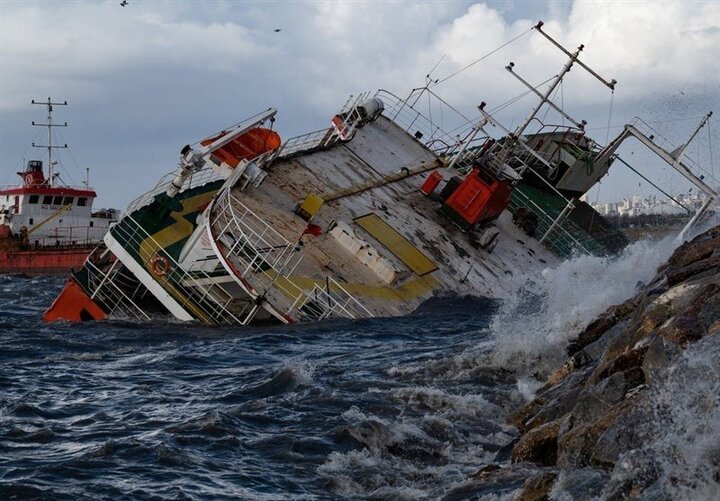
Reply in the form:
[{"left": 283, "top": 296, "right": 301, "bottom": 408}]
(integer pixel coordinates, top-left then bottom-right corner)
[{"left": 216, "top": 116, "right": 558, "bottom": 318}]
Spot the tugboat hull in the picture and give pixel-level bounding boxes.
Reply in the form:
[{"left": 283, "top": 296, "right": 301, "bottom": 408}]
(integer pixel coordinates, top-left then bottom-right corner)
[{"left": 0, "top": 246, "right": 95, "bottom": 274}]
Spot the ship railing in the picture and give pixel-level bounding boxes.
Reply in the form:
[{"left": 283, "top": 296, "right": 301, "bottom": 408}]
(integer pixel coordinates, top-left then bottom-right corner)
[
  {"left": 122, "top": 164, "right": 225, "bottom": 218},
  {"left": 508, "top": 188, "right": 598, "bottom": 258},
  {"left": 440, "top": 136, "right": 495, "bottom": 173},
  {"left": 259, "top": 94, "right": 395, "bottom": 168},
  {"left": 490, "top": 141, "right": 557, "bottom": 178},
  {"left": 110, "top": 214, "right": 259, "bottom": 325},
  {"left": 626, "top": 116, "right": 680, "bottom": 154},
  {"left": 0, "top": 183, "right": 92, "bottom": 191},
  {"left": 257, "top": 127, "right": 340, "bottom": 167},
  {"left": 26, "top": 224, "right": 108, "bottom": 246},
  {"left": 288, "top": 278, "right": 373, "bottom": 322},
  {"left": 84, "top": 259, "right": 151, "bottom": 321},
  {"left": 210, "top": 190, "right": 372, "bottom": 322},
  {"left": 211, "top": 191, "right": 302, "bottom": 280},
  {"left": 375, "top": 89, "right": 470, "bottom": 155}
]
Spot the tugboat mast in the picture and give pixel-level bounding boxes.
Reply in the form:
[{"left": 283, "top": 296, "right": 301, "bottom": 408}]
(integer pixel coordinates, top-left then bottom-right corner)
[{"left": 31, "top": 97, "right": 68, "bottom": 187}]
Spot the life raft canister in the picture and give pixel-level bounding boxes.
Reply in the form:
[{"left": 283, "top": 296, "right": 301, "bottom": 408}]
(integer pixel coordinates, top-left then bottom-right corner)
[{"left": 150, "top": 254, "right": 171, "bottom": 276}]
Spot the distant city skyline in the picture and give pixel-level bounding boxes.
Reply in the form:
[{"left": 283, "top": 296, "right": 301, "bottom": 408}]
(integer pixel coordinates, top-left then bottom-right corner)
[{"left": 591, "top": 190, "right": 718, "bottom": 218}]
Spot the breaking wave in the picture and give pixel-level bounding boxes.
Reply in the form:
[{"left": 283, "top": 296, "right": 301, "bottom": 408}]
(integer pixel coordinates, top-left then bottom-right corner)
[
  {"left": 1, "top": 224, "right": 704, "bottom": 499},
  {"left": 602, "top": 335, "right": 720, "bottom": 499},
  {"left": 489, "top": 234, "right": 681, "bottom": 378}
]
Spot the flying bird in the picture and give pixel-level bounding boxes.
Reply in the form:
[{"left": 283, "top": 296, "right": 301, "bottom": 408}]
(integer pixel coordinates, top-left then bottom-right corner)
[
  {"left": 274, "top": 28, "right": 281, "bottom": 32},
  {"left": 120, "top": 1, "right": 128, "bottom": 6}
]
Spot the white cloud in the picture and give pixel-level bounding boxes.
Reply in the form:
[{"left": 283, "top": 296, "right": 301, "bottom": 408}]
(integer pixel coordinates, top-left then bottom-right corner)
[{"left": 0, "top": 1, "right": 718, "bottom": 206}]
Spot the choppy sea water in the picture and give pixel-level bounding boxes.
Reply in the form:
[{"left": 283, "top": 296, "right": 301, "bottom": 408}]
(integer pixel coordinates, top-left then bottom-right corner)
[{"left": 1, "top": 234, "right": 711, "bottom": 500}]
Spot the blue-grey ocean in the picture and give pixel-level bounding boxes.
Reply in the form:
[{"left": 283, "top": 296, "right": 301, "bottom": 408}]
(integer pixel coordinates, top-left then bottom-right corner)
[
  {"left": 2, "top": 236, "right": 711, "bottom": 499},
  {"left": 2, "top": 275, "right": 507, "bottom": 499}
]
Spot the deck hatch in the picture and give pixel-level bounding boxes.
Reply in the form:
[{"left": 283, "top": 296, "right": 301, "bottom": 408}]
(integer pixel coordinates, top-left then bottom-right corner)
[{"left": 354, "top": 213, "right": 437, "bottom": 276}]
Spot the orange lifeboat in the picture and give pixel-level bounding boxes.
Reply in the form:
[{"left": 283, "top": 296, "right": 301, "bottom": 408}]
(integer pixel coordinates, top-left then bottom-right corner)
[{"left": 201, "top": 127, "right": 281, "bottom": 168}]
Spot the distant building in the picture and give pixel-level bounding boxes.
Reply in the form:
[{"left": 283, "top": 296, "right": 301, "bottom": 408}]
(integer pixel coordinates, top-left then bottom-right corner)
[{"left": 592, "top": 191, "right": 717, "bottom": 217}]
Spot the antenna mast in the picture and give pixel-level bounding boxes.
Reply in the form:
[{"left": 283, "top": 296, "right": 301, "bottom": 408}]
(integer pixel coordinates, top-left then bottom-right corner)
[{"left": 31, "top": 97, "right": 68, "bottom": 187}]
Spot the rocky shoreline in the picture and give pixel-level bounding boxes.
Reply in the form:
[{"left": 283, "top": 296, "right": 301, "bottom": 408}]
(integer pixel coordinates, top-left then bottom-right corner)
[{"left": 445, "top": 224, "right": 720, "bottom": 500}]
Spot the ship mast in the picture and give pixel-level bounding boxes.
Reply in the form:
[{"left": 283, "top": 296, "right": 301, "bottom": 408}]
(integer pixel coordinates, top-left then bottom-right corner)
[{"left": 31, "top": 98, "right": 68, "bottom": 187}]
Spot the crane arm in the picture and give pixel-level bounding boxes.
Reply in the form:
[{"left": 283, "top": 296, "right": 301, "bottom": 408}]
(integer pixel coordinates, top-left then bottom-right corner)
[{"left": 26, "top": 203, "right": 73, "bottom": 236}]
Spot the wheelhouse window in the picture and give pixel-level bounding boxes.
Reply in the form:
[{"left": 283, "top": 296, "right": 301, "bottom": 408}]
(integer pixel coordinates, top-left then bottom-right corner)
[
  {"left": 77, "top": 197, "right": 88, "bottom": 207},
  {"left": 53, "top": 196, "right": 63, "bottom": 205},
  {"left": 63, "top": 196, "right": 73, "bottom": 206},
  {"left": 28, "top": 195, "right": 39, "bottom": 204},
  {"left": 42, "top": 195, "right": 53, "bottom": 205}
]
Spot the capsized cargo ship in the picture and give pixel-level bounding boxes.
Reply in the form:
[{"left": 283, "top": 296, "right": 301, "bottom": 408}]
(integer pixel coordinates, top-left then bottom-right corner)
[
  {"left": 44, "top": 22, "right": 717, "bottom": 324},
  {"left": 1, "top": 99, "right": 118, "bottom": 274}
]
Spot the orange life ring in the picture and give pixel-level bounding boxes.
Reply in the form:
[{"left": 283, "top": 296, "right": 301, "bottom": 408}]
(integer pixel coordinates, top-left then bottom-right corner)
[{"left": 150, "top": 255, "right": 170, "bottom": 276}]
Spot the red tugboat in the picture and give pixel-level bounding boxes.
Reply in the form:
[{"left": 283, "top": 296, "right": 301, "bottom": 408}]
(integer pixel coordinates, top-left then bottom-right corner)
[{"left": 0, "top": 98, "right": 118, "bottom": 274}]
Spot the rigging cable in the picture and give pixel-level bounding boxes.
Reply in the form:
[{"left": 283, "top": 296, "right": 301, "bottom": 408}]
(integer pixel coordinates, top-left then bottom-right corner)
[
  {"left": 54, "top": 128, "right": 84, "bottom": 187},
  {"left": 434, "top": 27, "right": 535, "bottom": 86},
  {"left": 615, "top": 155, "right": 691, "bottom": 212},
  {"left": 427, "top": 85, "right": 434, "bottom": 138},
  {"left": 605, "top": 90, "right": 615, "bottom": 145},
  {"left": 708, "top": 117, "right": 715, "bottom": 185},
  {"left": 589, "top": 89, "right": 616, "bottom": 232},
  {"left": 560, "top": 78, "right": 564, "bottom": 128}
]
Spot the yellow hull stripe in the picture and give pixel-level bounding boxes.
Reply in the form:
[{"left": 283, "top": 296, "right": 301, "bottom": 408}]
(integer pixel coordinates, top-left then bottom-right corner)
[
  {"left": 354, "top": 213, "right": 437, "bottom": 276},
  {"left": 138, "top": 191, "right": 219, "bottom": 324}
]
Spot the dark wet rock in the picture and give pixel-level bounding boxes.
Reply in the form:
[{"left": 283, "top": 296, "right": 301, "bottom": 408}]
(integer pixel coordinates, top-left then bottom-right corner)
[
  {"left": 641, "top": 334, "right": 680, "bottom": 383},
  {"left": 557, "top": 399, "right": 632, "bottom": 469},
  {"left": 512, "top": 416, "right": 566, "bottom": 466},
  {"left": 709, "top": 320, "right": 720, "bottom": 336},
  {"left": 471, "top": 463, "right": 501, "bottom": 477},
  {"left": 666, "top": 233, "right": 720, "bottom": 269},
  {"left": 494, "top": 437, "right": 518, "bottom": 463},
  {"left": 666, "top": 255, "right": 720, "bottom": 286},
  {"left": 508, "top": 366, "right": 593, "bottom": 433},
  {"left": 571, "top": 321, "right": 628, "bottom": 370},
  {"left": 483, "top": 225, "right": 720, "bottom": 498},
  {"left": 697, "top": 285, "right": 720, "bottom": 332},
  {"left": 550, "top": 468, "right": 609, "bottom": 500},
  {"left": 658, "top": 283, "right": 720, "bottom": 346},
  {"left": 637, "top": 302, "right": 674, "bottom": 336},
  {"left": 515, "top": 471, "right": 557, "bottom": 501},
  {"left": 441, "top": 464, "right": 538, "bottom": 500},
  {"left": 657, "top": 313, "right": 703, "bottom": 346},
  {"left": 567, "top": 297, "right": 639, "bottom": 356},
  {"left": 594, "top": 345, "right": 649, "bottom": 383},
  {"left": 591, "top": 404, "right": 649, "bottom": 468},
  {"left": 571, "top": 368, "right": 644, "bottom": 428},
  {"left": 522, "top": 385, "right": 582, "bottom": 433},
  {"left": 600, "top": 449, "right": 661, "bottom": 500},
  {"left": 588, "top": 301, "right": 667, "bottom": 385}
]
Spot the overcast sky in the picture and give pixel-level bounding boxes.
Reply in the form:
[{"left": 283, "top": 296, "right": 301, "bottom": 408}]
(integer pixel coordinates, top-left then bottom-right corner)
[{"left": 1, "top": 0, "right": 718, "bottom": 208}]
